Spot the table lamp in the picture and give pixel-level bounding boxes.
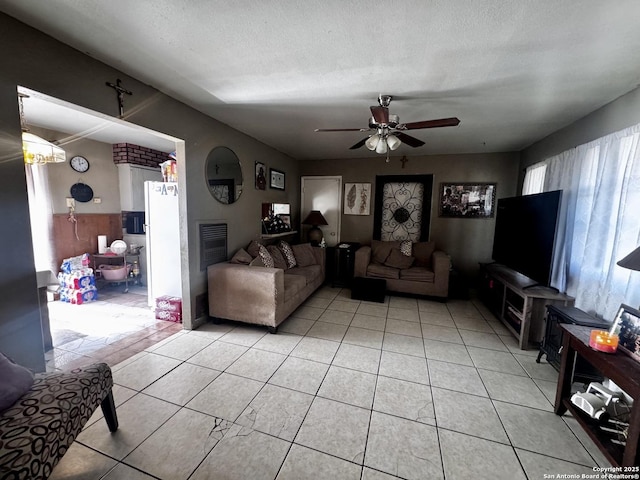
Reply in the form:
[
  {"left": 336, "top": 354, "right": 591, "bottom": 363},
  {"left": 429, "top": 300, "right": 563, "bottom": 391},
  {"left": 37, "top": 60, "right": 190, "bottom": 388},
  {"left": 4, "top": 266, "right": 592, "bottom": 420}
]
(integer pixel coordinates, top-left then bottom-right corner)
[
  {"left": 617, "top": 245, "right": 640, "bottom": 309},
  {"left": 617, "top": 246, "right": 640, "bottom": 271},
  {"left": 302, "top": 210, "right": 328, "bottom": 246}
]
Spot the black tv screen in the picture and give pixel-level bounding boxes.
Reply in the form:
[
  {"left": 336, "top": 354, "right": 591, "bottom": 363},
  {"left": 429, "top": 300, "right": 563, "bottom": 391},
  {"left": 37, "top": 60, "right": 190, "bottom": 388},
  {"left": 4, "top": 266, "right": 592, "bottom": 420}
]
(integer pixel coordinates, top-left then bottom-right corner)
[{"left": 491, "top": 190, "right": 562, "bottom": 287}]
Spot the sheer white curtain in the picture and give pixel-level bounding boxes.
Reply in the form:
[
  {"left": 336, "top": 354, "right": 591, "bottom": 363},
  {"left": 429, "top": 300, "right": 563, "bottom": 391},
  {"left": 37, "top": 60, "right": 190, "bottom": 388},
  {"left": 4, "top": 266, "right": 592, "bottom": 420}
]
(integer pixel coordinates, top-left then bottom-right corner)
[
  {"left": 544, "top": 124, "right": 640, "bottom": 320},
  {"left": 522, "top": 162, "right": 547, "bottom": 195},
  {"left": 25, "top": 164, "right": 56, "bottom": 273}
]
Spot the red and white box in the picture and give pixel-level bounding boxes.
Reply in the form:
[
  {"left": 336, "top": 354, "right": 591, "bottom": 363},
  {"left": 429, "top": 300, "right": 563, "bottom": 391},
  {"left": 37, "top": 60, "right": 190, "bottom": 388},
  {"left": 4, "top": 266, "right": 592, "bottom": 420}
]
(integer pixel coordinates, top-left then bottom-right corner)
[
  {"left": 155, "top": 295, "right": 182, "bottom": 323},
  {"left": 155, "top": 309, "right": 181, "bottom": 323}
]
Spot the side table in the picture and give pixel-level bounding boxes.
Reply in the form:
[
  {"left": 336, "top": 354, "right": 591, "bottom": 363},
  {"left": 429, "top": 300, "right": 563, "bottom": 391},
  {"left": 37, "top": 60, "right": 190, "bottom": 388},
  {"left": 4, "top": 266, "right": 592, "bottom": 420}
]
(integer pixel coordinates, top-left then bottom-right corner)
[
  {"left": 331, "top": 242, "right": 360, "bottom": 288},
  {"left": 555, "top": 323, "right": 640, "bottom": 467}
]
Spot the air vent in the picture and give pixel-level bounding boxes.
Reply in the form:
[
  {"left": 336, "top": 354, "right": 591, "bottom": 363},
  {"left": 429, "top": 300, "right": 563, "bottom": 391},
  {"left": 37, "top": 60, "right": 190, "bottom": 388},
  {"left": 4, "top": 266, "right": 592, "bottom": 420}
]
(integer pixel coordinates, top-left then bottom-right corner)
[{"left": 199, "top": 223, "right": 227, "bottom": 271}]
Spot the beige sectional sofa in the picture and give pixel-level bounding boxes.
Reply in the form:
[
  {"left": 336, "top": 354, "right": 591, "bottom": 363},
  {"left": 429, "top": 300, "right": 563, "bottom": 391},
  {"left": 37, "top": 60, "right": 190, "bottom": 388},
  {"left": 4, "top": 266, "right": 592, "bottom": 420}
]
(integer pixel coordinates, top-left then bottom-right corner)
[
  {"left": 207, "top": 243, "right": 325, "bottom": 332},
  {"left": 354, "top": 240, "right": 450, "bottom": 298}
]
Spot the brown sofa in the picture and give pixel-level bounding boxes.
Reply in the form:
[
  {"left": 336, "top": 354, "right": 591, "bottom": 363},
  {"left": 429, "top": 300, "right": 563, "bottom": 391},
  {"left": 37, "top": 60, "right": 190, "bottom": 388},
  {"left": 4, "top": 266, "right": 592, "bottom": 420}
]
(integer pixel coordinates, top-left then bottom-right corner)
[
  {"left": 354, "top": 240, "right": 450, "bottom": 298},
  {"left": 207, "top": 244, "right": 325, "bottom": 332}
]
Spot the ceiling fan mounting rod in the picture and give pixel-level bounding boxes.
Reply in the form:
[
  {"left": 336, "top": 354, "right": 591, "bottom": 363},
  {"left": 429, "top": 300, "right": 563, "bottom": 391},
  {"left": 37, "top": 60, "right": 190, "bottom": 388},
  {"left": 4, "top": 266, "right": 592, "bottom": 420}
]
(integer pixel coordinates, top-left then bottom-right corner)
[{"left": 378, "top": 94, "right": 392, "bottom": 107}]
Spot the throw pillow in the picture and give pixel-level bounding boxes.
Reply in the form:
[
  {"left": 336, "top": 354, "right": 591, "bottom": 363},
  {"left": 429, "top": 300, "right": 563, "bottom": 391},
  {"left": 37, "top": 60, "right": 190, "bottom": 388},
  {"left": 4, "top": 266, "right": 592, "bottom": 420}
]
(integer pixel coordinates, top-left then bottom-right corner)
[
  {"left": 229, "top": 248, "right": 253, "bottom": 265},
  {"left": 267, "top": 245, "right": 287, "bottom": 269},
  {"left": 384, "top": 249, "right": 415, "bottom": 269},
  {"left": 413, "top": 241, "right": 436, "bottom": 268},
  {"left": 247, "top": 240, "right": 262, "bottom": 258},
  {"left": 0, "top": 352, "right": 34, "bottom": 412},
  {"left": 258, "top": 245, "right": 274, "bottom": 268},
  {"left": 279, "top": 241, "right": 297, "bottom": 269},
  {"left": 400, "top": 240, "right": 413, "bottom": 257},
  {"left": 371, "top": 240, "right": 400, "bottom": 264},
  {"left": 292, "top": 243, "right": 317, "bottom": 267}
]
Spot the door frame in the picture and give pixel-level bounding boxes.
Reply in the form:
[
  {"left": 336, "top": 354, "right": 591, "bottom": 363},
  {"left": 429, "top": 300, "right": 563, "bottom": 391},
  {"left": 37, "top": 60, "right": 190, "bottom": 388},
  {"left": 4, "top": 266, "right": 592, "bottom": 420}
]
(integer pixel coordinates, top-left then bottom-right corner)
[{"left": 300, "top": 175, "right": 342, "bottom": 246}]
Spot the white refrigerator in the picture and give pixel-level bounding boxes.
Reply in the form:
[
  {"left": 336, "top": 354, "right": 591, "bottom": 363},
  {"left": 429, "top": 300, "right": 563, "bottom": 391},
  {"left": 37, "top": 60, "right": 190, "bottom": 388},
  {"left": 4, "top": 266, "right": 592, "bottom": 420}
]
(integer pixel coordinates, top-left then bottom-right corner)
[{"left": 144, "top": 181, "right": 181, "bottom": 306}]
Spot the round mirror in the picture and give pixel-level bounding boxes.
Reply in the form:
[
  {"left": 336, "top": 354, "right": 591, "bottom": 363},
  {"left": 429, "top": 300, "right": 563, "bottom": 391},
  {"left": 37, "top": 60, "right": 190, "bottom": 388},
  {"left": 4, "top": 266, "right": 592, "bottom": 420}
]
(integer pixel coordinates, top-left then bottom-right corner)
[{"left": 205, "top": 146, "right": 243, "bottom": 204}]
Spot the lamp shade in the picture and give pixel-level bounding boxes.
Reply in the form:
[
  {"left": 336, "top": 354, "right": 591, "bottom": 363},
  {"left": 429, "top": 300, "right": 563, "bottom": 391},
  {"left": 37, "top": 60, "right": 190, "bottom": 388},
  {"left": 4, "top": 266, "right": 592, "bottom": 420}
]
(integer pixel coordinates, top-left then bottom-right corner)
[
  {"left": 386, "top": 134, "right": 401, "bottom": 150},
  {"left": 617, "top": 246, "right": 640, "bottom": 271},
  {"left": 302, "top": 210, "right": 328, "bottom": 226},
  {"left": 375, "top": 138, "right": 388, "bottom": 154},
  {"left": 365, "top": 134, "right": 380, "bottom": 151}
]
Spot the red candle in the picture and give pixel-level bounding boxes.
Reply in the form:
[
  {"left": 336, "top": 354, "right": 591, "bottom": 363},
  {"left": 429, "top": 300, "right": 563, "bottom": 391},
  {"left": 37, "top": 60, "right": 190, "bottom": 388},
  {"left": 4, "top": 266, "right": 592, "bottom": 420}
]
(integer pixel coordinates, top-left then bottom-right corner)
[{"left": 589, "top": 330, "right": 619, "bottom": 353}]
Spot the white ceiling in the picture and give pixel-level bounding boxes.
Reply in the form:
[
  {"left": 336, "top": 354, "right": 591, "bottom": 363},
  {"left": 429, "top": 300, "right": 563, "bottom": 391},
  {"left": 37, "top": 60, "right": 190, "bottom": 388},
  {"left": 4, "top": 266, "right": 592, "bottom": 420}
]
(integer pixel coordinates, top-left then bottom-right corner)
[{"left": 4, "top": 0, "right": 640, "bottom": 160}]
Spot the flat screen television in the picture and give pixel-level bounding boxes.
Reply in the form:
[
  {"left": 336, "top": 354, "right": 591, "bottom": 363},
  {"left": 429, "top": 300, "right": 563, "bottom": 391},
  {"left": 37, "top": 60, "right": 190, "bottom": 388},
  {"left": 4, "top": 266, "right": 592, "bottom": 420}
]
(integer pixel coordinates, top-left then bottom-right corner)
[{"left": 491, "top": 190, "right": 562, "bottom": 287}]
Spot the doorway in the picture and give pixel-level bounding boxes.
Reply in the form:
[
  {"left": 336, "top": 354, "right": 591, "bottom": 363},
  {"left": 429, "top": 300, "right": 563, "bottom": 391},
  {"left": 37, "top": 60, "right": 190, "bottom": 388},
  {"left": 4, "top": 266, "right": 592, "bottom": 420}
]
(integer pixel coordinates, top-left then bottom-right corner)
[
  {"left": 19, "top": 86, "right": 186, "bottom": 371},
  {"left": 301, "top": 176, "right": 342, "bottom": 247}
]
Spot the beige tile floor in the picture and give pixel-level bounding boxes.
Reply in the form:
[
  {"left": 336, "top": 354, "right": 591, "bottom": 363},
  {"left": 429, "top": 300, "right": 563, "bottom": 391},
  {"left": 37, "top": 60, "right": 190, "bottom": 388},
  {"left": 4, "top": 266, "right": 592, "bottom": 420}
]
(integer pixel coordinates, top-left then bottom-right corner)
[
  {"left": 46, "top": 283, "right": 182, "bottom": 372},
  {"left": 49, "top": 287, "right": 611, "bottom": 480}
]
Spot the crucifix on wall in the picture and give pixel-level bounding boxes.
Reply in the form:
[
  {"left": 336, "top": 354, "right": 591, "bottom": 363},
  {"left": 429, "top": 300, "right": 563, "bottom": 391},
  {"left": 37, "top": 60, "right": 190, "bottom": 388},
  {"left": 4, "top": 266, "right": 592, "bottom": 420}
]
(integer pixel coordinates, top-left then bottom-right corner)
[{"left": 105, "top": 78, "right": 132, "bottom": 117}]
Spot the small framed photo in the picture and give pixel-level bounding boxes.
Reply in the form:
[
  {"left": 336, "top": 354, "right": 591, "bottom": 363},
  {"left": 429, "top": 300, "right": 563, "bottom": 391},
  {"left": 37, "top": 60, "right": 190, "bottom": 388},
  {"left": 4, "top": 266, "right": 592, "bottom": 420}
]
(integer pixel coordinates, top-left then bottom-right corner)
[
  {"left": 439, "top": 182, "right": 496, "bottom": 218},
  {"left": 609, "top": 304, "right": 640, "bottom": 361},
  {"left": 270, "top": 168, "right": 285, "bottom": 190},
  {"left": 255, "top": 162, "right": 266, "bottom": 190}
]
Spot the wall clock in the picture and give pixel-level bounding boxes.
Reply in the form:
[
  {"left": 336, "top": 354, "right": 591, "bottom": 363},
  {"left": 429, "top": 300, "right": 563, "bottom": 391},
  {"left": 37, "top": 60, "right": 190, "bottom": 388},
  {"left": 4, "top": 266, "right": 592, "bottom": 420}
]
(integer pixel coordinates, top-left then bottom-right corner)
[{"left": 70, "top": 155, "right": 90, "bottom": 173}]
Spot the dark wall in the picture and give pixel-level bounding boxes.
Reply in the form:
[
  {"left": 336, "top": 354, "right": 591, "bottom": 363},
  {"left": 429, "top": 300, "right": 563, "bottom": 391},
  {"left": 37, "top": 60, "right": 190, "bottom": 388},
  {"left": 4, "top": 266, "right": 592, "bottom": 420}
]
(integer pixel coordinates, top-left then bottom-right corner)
[{"left": 300, "top": 152, "right": 520, "bottom": 278}]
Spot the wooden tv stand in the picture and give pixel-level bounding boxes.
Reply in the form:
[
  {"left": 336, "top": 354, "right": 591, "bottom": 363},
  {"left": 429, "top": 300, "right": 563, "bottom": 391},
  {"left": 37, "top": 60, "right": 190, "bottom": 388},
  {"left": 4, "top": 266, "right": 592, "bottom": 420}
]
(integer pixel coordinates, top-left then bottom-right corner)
[{"left": 479, "top": 263, "right": 574, "bottom": 349}]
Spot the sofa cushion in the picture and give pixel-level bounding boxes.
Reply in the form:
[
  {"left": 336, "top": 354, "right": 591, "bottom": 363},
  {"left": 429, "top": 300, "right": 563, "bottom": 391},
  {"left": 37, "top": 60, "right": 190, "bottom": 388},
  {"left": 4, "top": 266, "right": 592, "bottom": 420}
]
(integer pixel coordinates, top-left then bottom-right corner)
[
  {"left": 249, "top": 256, "right": 265, "bottom": 267},
  {"left": 279, "top": 241, "right": 297, "bottom": 269},
  {"left": 400, "top": 267, "right": 435, "bottom": 282},
  {"left": 385, "top": 249, "right": 415, "bottom": 269},
  {"left": 258, "top": 245, "right": 274, "bottom": 268},
  {"left": 292, "top": 243, "right": 317, "bottom": 267},
  {"left": 284, "top": 274, "right": 306, "bottom": 301},
  {"left": 0, "top": 352, "right": 34, "bottom": 412},
  {"left": 413, "top": 241, "right": 436, "bottom": 268},
  {"left": 267, "top": 245, "right": 287, "bottom": 270},
  {"left": 371, "top": 240, "right": 401, "bottom": 264},
  {"left": 286, "top": 265, "right": 322, "bottom": 285},
  {"left": 230, "top": 248, "right": 252, "bottom": 265},
  {"left": 367, "top": 263, "right": 400, "bottom": 279},
  {"left": 247, "top": 240, "right": 263, "bottom": 258}
]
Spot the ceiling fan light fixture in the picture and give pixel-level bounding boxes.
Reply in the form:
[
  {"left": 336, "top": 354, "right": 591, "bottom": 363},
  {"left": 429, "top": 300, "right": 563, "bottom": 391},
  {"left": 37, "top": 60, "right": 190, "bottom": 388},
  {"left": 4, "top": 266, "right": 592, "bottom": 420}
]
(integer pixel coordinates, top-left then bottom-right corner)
[
  {"left": 365, "top": 134, "right": 380, "bottom": 151},
  {"left": 376, "top": 138, "right": 388, "bottom": 154},
  {"left": 386, "top": 134, "right": 401, "bottom": 151},
  {"left": 22, "top": 132, "right": 66, "bottom": 164}
]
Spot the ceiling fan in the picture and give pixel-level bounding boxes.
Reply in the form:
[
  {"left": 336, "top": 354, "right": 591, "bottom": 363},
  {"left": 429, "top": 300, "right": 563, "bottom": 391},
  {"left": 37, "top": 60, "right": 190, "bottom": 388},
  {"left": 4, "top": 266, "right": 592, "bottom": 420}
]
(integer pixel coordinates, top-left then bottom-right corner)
[{"left": 314, "top": 94, "right": 460, "bottom": 154}]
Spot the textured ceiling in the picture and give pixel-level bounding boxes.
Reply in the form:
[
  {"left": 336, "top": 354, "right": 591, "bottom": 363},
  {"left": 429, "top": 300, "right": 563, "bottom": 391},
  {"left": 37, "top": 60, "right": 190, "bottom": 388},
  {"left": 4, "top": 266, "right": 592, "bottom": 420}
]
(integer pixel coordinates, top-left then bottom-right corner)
[{"left": 3, "top": 0, "right": 640, "bottom": 159}]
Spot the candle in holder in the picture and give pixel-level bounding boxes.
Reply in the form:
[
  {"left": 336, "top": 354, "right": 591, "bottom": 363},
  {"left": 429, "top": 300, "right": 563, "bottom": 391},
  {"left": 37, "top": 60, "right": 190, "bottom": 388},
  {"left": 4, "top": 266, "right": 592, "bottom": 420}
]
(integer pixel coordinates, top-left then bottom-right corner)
[{"left": 589, "top": 330, "right": 619, "bottom": 353}]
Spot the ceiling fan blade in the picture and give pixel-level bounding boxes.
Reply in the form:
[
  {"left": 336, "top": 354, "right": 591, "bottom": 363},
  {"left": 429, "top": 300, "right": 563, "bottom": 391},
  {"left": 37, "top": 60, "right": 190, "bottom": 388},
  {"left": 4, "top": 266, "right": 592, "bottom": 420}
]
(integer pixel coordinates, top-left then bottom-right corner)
[
  {"left": 396, "top": 132, "right": 425, "bottom": 148},
  {"left": 349, "top": 138, "right": 369, "bottom": 150},
  {"left": 400, "top": 117, "right": 460, "bottom": 130},
  {"left": 315, "top": 128, "right": 367, "bottom": 132},
  {"left": 370, "top": 106, "right": 389, "bottom": 124}
]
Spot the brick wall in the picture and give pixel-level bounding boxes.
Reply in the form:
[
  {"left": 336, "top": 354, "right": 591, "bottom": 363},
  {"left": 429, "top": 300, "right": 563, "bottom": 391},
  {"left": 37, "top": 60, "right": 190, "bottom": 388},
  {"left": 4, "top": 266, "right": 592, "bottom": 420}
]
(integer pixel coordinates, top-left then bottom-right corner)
[{"left": 112, "top": 143, "right": 171, "bottom": 167}]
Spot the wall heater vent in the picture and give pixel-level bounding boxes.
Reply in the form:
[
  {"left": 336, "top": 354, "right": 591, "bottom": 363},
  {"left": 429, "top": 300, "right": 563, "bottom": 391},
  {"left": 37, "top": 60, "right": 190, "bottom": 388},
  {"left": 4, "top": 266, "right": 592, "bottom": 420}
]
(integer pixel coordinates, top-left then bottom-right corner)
[{"left": 199, "top": 223, "right": 227, "bottom": 271}]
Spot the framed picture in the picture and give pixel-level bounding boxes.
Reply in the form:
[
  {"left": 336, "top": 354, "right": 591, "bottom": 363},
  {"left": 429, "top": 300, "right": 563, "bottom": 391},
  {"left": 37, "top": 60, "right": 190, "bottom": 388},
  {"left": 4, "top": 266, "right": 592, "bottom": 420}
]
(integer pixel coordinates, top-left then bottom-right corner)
[
  {"left": 609, "top": 304, "right": 640, "bottom": 361},
  {"left": 439, "top": 182, "right": 496, "bottom": 218},
  {"left": 344, "top": 183, "right": 371, "bottom": 215},
  {"left": 270, "top": 168, "right": 285, "bottom": 190},
  {"left": 255, "top": 162, "right": 266, "bottom": 190}
]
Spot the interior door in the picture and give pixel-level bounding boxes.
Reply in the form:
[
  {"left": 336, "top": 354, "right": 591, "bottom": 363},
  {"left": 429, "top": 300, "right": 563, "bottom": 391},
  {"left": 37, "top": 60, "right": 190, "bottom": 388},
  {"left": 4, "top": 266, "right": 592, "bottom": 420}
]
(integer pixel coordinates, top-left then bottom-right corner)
[{"left": 301, "top": 176, "right": 342, "bottom": 247}]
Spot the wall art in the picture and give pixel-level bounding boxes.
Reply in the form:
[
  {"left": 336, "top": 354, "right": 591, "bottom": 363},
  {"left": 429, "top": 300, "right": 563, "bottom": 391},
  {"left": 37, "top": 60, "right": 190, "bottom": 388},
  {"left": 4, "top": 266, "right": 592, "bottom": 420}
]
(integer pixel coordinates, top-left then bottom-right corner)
[
  {"left": 439, "top": 183, "right": 496, "bottom": 218},
  {"left": 344, "top": 183, "right": 371, "bottom": 215}
]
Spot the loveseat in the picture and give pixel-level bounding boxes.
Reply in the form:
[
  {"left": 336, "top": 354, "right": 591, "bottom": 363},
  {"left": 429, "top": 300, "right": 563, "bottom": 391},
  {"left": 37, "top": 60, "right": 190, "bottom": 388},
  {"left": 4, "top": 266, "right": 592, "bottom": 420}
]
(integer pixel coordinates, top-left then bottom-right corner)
[
  {"left": 354, "top": 240, "right": 450, "bottom": 298},
  {"left": 207, "top": 242, "right": 325, "bottom": 332}
]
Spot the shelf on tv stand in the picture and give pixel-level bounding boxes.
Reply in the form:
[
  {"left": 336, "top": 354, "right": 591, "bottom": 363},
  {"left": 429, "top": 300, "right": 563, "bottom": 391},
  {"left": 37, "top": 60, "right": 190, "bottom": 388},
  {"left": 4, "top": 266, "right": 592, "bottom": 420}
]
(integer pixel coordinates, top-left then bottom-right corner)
[{"left": 479, "top": 263, "right": 574, "bottom": 350}]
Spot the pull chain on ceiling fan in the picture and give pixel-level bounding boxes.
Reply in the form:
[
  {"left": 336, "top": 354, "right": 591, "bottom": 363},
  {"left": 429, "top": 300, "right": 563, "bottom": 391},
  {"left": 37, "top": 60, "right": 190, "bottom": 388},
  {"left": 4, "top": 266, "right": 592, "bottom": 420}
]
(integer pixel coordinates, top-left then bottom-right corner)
[{"left": 314, "top": 94, "right": 460, "bottom": 155}]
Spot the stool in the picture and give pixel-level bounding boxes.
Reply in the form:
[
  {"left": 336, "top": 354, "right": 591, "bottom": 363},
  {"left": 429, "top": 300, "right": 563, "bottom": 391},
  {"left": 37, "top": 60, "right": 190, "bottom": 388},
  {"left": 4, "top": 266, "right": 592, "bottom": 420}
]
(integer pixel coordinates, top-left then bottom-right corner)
[{"left": 351, "top": 277, "right": 386, "bottom": 303}]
